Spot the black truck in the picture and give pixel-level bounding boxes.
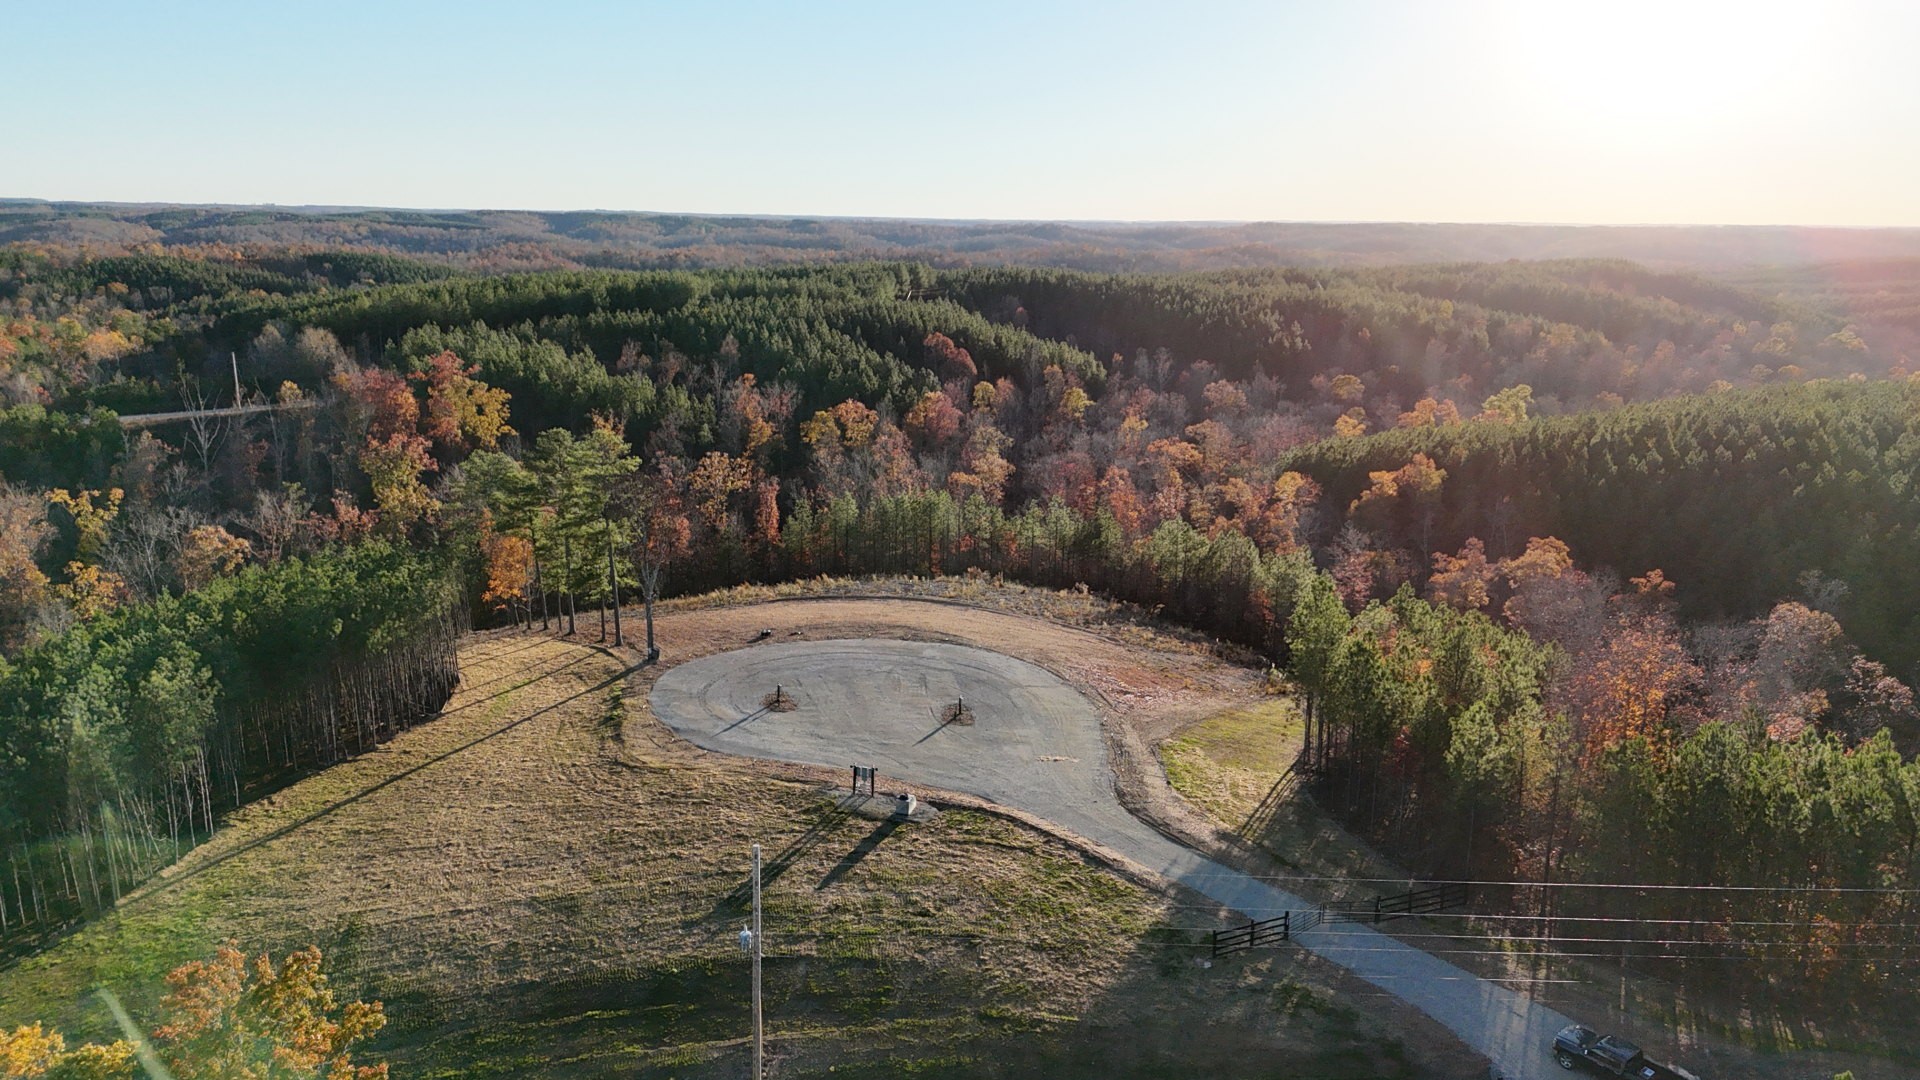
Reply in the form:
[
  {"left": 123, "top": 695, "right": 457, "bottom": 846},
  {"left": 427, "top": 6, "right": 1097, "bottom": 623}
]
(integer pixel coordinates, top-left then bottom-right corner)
[{"left": 1552, "top": 1024, "right": 1699, "bottom": 1079}]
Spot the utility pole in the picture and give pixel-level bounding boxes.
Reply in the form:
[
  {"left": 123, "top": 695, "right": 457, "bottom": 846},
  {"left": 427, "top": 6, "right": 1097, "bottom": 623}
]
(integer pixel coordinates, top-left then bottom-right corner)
[{"left": 748, "top": 842, "right": 764, "bottom": 1078}]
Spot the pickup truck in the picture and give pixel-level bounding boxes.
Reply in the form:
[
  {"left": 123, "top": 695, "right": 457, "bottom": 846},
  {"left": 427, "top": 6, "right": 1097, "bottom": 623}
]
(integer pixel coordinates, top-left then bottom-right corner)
[{"left": 1552, "top": 1025, "right": 1700, "bottom": 1079}]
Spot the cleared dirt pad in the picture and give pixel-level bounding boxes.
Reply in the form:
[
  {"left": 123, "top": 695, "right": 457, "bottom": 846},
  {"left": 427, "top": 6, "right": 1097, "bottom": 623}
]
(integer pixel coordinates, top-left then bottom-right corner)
[
  {"left": 654, "top": 640, "right": 1116, "bottom": 833},
  {"left": 635, "top": 593, "right": 1266, "bottom": 852}
]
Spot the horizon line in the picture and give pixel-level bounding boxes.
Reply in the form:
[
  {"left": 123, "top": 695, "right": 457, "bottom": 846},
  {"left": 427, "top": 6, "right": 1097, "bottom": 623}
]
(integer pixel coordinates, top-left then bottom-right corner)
[{"left": 5, "top": 197, "right": 1919, "bottom": 233}]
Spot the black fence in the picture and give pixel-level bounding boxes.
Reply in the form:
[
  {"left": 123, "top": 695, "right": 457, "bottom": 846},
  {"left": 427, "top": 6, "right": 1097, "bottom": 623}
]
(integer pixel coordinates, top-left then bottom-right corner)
[
  {"left": 1211, "top": 883, "right": 1471, "bottom": 956},
  {"left": 1211, "top": 912, "right": 1292, "bottom": 957},
  {"left": 1325, "top": 881, "right": 1470, "bottom": 924}
]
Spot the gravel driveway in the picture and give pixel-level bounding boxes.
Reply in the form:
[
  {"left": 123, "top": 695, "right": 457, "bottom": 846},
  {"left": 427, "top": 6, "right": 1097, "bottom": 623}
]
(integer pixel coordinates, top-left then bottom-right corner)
[{"left": 652, "top": 638, "right": 1574, "bottom": 1079}]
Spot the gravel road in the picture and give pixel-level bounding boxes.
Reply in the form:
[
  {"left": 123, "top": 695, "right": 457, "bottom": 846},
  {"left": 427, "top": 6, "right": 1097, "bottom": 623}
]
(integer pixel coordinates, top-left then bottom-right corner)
[{"left": 651, "top": 638, "right": 1574, "bottom": 1078}]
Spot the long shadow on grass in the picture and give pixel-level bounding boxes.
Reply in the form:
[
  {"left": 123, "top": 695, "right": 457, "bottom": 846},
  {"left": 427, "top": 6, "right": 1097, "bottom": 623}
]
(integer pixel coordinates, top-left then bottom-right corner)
[
  {"left": 440, "top": 649, "right": 596, "bottom": 715},
  {"left": 713, "top": 796, "right": 860, "bottom": 914},
  {"left": 458, "top": 632, "right": 557, "bottom": 667},
  {"left": 129, "top": 663, "right": 638, "bottom": 904},
  {"left": 1233, "top": 750, "right": 1311, "bottom": 851},
  {"left": 815, "top": 818, "right": 900, "bottom": 891}
]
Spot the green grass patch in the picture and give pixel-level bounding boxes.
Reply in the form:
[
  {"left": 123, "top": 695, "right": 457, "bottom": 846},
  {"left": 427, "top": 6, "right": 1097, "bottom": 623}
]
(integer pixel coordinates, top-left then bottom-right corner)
[{"left": 1160, "top": 699, "right": 1300, "bottom": 825}]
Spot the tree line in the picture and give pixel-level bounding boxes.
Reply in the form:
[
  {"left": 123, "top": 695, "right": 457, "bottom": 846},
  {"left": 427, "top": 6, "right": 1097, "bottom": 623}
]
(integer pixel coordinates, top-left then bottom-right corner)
[
  {"left": 0, "top": 542, "right": 461, "bottom": 937},
  {"left": 1284, "top": 567, "right": 1920, "bottom": 1000},
  {"left": 1282, "top": 380, "right": 1920, "bottom": 683}
]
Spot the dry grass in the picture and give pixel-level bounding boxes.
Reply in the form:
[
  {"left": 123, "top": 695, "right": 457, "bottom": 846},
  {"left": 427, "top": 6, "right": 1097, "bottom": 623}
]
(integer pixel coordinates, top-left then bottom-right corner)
[
  {"left": 1156, "top": 701, "right": 1412, "bottom": 906},
  {"left": 0, "top": 605, "right": 1484, "bottom": 1079}
]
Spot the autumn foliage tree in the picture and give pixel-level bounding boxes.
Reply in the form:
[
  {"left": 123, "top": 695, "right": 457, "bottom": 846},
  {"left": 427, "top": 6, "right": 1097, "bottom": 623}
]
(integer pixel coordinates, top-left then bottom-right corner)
[
  {"left": 923, "top": 332, "right": 976, "bottom": 383},
  {"left": 0, "top": 945, "right": 384, "bottom": 1080},
  {"left": 46, "top": 487, "right": 131, "bottom": 620},
  {"left": 155, "top": 944, "right": 388, "bottom": 1080},
  {"left": 628, "top": 464, "right": 692, "bottom": 659},
  {"left": 1559, "top": 606, "right": 1701, "bottom": 758},
  {"left": 331, "top": 352, "right": 514, "bottom": 540},
  {"left": 175, "top": 526, "right": 253, "bottom": 593},
  {"left": 0, "top": 487, "right": 53, "bottom": 650},
  {"left": 478, "top": 518, "right": 534, "bottom": 626},
  {"left": 1427, "top": 537, "right": 1496, "bottom": 611},
  {"left": 413, "top": 350, "right": 514, "bottom": 458},
  {"left": 0, "top": 1022, "right": 133, "bottom": 1079},
  {"left": 357, "top": 432, "right": 437, "bottom": 536}
]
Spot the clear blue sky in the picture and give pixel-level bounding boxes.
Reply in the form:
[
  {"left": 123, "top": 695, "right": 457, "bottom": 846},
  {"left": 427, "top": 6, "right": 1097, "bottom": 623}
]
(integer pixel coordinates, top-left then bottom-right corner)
[{"left": 8, "top": 0, "right": 1918, "bottom": 225}]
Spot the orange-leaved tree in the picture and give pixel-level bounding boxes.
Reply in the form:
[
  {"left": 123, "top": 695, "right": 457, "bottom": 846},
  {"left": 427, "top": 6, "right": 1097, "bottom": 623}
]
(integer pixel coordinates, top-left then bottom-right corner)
[
  {"left": 413, "top": 350, "right": 513, "bottom": 458},
  {"left": 175, "top": 525, "right": 253, "bottom": 593},
  {"left": 0, "top": 486, "right": 53, "bottom": 651},
  {"left": 479, "top": 515, "right": 535, "bottom": 626},
  {"left": 0, "top": 945, "right": 385, "bottom": 1080},
  {"left": 628, "top": 463, "right": 692, "bottom": 659},
  {"left": 1428, "top": 537, "right": 1496, "bottom": 611},
  {"left": 155, "top": 944, "right": 388, "bottom": 1080}
]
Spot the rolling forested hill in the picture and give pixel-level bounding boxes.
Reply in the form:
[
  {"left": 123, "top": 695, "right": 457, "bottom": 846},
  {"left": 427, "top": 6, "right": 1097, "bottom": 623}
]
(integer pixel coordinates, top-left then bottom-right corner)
[
  {"left": 8, "top": 199, "right": 1920, "bottom": 272},
  {"left": 4, "top": 250, "right": 1912, "bottom": 633},
  {"left": 4, "top": 242, "right": 1918, "bottom": 1004}
]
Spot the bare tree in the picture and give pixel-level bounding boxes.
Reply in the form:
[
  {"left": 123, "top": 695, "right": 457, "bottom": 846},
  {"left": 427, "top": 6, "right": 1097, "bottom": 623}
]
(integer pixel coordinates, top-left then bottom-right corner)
[
  {"left": 243, "top": 484, "right": 310, "bottom": 563},
  {"left": 179, "top": 382, "right": 232, "bottom": 476},
  {"left": 106, "top": 504, "right": 204, "bottom": 600}
]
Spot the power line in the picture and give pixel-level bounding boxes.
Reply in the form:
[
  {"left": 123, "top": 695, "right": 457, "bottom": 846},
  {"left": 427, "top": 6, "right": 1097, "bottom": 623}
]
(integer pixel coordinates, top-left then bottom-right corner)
[
  {"left": 1166, "top": 871, "right": 1920, "bottom": 894},
  {"left": 754, "top": 927, "right": 1920, "bottom": 965},
  {"left": 758, "top": 921, "right": 1920, "bottom": 954},
  {"left": 1151, "top": 904, "right": 1920, "bottom": 932},
  {"left": 1294, "top": 929, "right": 1920, "bottom": 950},
  {"left": 1208, "top": 941, "right": 1920, "bottom": 964},
  {"left": 1152, "top": 925, "right": 1920, "bottom": 947},
  {"left": 1357, "top": 911, "right": 1920, "bottom": 929}
]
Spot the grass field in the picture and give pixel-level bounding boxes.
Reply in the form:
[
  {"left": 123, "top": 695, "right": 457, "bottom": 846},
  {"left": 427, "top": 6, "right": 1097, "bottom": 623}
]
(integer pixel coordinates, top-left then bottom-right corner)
[{"left": 0, "top": 597, "right": 1485, "bottom": 1079}]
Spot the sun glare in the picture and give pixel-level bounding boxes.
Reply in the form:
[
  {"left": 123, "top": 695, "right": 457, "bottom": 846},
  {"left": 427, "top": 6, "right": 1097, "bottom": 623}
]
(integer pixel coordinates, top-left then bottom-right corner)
[{"left": 1490, "top": 0, "right": 1830, "bottom": 134}]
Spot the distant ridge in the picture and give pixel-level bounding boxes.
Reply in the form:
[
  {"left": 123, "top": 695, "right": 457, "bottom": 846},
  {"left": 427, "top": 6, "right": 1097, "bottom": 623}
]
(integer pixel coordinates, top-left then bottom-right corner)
[{"left": 6, "top": 200, "right": 1919, "bottom": 272}]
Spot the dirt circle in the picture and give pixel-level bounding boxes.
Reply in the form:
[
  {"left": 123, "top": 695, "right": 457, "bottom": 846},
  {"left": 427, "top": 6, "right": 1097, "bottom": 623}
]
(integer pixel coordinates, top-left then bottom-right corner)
[{"left": 648, "top": 638, "right": 1125, "bottom": 833}]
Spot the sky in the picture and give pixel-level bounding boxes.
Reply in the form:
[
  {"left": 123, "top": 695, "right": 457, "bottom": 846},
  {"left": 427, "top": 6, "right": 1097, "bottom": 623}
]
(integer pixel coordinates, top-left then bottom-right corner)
[{"left": 8, "top": 0, "right": 1919, "bottom": 226}]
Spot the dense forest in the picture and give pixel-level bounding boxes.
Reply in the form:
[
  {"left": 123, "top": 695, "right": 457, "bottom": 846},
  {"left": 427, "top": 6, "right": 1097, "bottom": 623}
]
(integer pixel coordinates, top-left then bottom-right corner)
[{"left": 2, "top": 242, "right": 1917, "bottom": 1007}]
